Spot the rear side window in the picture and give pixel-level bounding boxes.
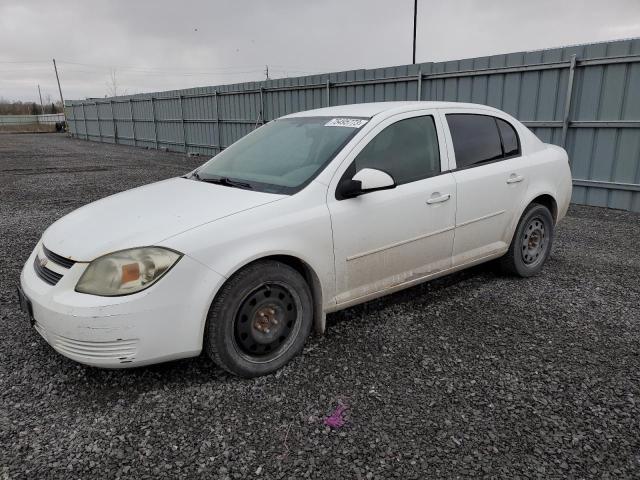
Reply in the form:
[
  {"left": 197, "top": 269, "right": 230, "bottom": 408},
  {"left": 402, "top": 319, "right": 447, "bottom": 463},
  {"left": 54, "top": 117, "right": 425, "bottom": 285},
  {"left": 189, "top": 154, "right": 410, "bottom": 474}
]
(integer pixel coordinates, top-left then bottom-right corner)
[
  {"left": 446, "top": 114, "right": 521, "bottom": 169},
  {"left": 353, "top": 115, "right": 440, "bottom": 185},
  {"left": 496, "top": 118, "right": 520, "bottom": 157},
  {"left": 446, "top": 114, "right": 503, "bottom": 169}
]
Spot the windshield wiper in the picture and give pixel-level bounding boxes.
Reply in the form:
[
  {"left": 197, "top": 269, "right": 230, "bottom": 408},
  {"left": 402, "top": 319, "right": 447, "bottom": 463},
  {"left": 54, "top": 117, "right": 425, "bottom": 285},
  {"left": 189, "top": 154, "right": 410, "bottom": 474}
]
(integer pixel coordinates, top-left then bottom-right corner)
[{"left": 198, "top": 175, "right": 254, "bottom": 190}]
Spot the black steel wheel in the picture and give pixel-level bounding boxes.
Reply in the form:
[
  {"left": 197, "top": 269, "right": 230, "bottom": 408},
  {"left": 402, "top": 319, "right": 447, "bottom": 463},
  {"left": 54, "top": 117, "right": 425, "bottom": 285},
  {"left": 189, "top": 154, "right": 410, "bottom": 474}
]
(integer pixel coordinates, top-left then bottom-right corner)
[
  {"left": 520, "top": 215, "right": 548, "bottom": 267},
  {"left": 499, "top": 203, "right": 554, "bottom": 277},
  {"left": 204, "top": 260, "right": 313, "bottom": 377},
  {"left": 234, "top": 282, "right": 301, "bottom": 361}
]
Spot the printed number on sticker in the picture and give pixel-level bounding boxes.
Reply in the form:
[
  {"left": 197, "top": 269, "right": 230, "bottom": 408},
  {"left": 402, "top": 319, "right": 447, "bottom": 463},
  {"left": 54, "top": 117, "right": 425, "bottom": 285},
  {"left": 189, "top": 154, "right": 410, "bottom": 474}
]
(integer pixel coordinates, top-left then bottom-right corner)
[{"left": 324, "top": 118, "right": 368, "bottom": 128}]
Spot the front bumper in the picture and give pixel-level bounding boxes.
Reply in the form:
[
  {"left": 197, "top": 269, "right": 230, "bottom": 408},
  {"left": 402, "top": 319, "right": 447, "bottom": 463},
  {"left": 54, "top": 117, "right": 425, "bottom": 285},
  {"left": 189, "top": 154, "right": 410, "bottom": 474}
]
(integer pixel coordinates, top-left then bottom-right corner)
[{"left": 19, "top": 242, "right": 225, "bottom": 368}]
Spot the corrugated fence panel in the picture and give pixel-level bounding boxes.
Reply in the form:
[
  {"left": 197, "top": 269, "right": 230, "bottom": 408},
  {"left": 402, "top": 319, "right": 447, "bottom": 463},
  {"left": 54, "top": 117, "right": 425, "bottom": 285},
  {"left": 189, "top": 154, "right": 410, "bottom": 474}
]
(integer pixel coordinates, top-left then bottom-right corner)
[{"left": 66, "top": 38, "right": 640, "bottom": 212}]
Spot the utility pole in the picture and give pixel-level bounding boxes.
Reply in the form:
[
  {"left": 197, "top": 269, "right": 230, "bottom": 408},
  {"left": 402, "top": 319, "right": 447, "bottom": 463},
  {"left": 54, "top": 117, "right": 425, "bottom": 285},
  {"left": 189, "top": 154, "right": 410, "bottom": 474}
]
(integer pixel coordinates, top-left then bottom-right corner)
[
  {"left": 52, "top": 59, "right": 64, "bottom": 108},
  {"left": 264, "top": 65, "right": 269, "bottom": 80},
  {"left": 412, "top": 0, "right": 418, "bottom": 64},
  {"left": 37, "top": 85, "right": 45, "bottom": 114}
]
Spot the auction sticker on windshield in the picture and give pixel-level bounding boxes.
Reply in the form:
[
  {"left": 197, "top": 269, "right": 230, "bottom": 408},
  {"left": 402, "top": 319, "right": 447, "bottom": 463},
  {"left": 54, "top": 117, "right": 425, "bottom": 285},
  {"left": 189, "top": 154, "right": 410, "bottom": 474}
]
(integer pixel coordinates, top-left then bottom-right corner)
[{"left": 324, "top": 118, "right": 368, "bottom": 128}]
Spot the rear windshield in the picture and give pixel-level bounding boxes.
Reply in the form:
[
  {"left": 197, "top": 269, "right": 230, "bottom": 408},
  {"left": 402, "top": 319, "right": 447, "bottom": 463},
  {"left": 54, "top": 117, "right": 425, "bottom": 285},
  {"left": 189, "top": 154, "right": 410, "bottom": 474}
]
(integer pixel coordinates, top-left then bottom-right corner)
[{"left": 196, "top": 117, "right": 366, "bottom": 194}]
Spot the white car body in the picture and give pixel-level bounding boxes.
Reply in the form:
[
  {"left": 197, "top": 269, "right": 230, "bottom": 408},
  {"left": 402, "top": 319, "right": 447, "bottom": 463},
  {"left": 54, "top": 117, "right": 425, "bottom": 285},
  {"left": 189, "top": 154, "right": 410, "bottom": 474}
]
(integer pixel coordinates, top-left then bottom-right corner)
[{"left": 19, "top": 101, "right": 572, "bottom": 368}]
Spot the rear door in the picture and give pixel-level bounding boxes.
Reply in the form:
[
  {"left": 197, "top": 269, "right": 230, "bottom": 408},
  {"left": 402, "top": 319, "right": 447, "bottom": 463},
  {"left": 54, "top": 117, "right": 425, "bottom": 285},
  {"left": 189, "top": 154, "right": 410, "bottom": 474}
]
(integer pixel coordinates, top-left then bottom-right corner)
[
  {"left": 440, "top": 110, "right": 529, "bottom": 266},
  {"left": 327, "top": 110, "right": 456, "bottom": 306}
]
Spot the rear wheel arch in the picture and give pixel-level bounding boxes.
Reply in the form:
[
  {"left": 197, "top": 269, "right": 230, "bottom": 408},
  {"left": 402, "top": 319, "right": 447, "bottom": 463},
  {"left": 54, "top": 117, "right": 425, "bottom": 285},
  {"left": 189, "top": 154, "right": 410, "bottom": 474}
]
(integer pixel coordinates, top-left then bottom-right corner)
[
  {"left": 506, "top": 193, "right": 558, "bottom": 247},
  {"left": 530, "top": 193, "right": 558, "bottom": 224},
  {"left": 500, "top": 201, "right": 555, "bottom": 277}
]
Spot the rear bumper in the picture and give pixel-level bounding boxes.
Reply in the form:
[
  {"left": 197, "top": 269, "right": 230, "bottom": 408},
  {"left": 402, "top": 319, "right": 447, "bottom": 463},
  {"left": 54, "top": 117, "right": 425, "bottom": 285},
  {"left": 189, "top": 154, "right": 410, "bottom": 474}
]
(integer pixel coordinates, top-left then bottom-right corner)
[{"left": 20, "top": 242, "right": 225, "bottom": 368}]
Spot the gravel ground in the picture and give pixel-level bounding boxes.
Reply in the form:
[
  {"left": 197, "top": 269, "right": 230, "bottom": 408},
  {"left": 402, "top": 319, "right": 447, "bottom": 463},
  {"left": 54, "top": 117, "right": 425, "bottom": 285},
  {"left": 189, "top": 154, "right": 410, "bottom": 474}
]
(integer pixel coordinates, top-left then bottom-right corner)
[{"left": 1, "top": 133, "right": 640, "bottom": 479}]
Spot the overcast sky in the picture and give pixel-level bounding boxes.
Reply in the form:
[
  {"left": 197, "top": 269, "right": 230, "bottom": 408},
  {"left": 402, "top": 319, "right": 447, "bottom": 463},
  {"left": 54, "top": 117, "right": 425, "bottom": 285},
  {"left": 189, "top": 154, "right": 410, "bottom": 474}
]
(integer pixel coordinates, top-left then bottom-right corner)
[{"left": 1, "top": 0, "right": 639, "bottom": 103}]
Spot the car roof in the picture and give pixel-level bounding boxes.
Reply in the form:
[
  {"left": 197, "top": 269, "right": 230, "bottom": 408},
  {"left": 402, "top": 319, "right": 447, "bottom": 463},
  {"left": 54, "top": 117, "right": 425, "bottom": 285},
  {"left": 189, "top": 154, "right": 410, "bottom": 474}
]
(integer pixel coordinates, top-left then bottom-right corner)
[{"left": 281, "top": 101, "right": 501, "bottom": 119}]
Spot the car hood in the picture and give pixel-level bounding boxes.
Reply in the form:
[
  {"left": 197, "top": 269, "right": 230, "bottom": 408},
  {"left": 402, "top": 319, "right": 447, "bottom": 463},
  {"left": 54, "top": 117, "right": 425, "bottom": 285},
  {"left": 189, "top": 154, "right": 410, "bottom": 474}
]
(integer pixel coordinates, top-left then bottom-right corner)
[{"left": 42, "top": 177, "right": 285, "bottom": 261}]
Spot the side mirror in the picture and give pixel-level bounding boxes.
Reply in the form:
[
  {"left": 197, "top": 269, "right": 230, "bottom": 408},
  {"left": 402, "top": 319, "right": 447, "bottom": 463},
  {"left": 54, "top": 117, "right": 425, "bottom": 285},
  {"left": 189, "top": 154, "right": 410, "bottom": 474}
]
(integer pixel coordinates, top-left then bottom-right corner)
[{"left": 339, "top": 168, "right": 396, "bottom": 199}]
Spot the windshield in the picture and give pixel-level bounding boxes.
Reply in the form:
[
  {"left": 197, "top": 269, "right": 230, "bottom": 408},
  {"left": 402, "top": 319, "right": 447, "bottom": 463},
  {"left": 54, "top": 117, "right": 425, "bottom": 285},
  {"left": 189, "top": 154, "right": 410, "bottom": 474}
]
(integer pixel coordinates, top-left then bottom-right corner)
[{"left": 195, "top": 116, "right": 366, "bottom": 194}]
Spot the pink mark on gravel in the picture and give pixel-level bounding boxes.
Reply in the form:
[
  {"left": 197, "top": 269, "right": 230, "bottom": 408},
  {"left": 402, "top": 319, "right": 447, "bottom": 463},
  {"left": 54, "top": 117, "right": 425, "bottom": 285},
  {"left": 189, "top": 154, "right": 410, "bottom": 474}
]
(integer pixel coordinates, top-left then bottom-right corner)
[{"left": 324, "top": 403, "right": 348, "bottom": 429}]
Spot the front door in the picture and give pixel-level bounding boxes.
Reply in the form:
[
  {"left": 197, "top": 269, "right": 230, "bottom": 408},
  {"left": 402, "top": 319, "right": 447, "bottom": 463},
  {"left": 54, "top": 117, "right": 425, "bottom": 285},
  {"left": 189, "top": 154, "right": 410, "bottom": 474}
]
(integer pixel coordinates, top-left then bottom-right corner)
[{"left": 327, "top": 111, "right": 457, "bottom": 306}]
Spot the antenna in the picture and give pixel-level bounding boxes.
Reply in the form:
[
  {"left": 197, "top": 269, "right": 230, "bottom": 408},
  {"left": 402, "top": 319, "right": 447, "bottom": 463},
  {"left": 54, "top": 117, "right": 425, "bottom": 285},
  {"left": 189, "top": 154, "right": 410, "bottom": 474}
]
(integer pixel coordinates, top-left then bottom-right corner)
[{"left": 264, "top": 65, "right": 269, "bottom": 80}]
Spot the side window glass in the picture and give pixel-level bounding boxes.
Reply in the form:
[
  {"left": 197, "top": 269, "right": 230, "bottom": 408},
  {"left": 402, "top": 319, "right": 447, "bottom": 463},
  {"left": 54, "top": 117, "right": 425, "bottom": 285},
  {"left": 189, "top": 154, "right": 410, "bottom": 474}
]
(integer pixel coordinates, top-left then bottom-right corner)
[
  {"left": 496, "top": 118, "right": 520, "bottom": 157},
  {"left": 446, "top": 114, "right": 503, "bottom": 168},
  {"left": 353, "top": 115, "right": 440, "bottom": 185}
]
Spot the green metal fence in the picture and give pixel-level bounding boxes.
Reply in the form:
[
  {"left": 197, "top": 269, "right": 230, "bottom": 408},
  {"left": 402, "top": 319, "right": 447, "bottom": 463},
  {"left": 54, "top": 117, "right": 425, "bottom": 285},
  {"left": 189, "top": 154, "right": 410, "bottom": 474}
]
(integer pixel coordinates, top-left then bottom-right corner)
[{"left": 66, "top": 38, "right": 640, "bottom": 212}]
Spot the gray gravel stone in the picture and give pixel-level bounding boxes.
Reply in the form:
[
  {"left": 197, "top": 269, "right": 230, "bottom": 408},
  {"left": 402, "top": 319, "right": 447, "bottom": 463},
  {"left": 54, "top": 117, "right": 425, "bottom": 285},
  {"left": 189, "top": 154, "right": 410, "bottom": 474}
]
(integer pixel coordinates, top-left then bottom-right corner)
[{"left": 1, "top": 133, "right": 639, "bottom": 479}]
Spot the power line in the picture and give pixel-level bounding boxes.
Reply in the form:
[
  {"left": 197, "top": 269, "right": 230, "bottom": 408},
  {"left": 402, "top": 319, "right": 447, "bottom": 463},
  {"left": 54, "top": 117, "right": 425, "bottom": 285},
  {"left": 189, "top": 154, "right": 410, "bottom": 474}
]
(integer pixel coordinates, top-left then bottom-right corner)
[
  {"left": 57, "top": 59, "right": 270, "bottom": 73},
  {"left": 0, "top": 59, "right": 336, "bottom": 77},
  {"left": 0, "top": 55, "right": 348, "bottom": 72},
  {"left": 0, "top": 67, "right": 266, "bottom": 77},
  {"left": 0, "top": 60, "right": 49, "bottom": 64}
]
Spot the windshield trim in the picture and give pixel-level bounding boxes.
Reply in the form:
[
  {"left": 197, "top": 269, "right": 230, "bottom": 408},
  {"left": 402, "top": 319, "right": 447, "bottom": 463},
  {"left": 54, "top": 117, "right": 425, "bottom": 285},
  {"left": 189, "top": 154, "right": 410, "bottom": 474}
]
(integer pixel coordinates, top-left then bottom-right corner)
[{"left": 196, "top": 116, "right": 371, "bottom": 195}]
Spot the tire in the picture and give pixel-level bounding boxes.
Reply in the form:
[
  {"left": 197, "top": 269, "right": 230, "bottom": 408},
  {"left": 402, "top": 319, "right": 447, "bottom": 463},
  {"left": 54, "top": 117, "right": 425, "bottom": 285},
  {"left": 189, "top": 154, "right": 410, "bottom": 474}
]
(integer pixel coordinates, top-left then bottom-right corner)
[
  {"left": 499, "top": 203, "right": 554, "bottom": 277},
  {"left": 204, "top": 260, "right": 313, "bottom": 377}
]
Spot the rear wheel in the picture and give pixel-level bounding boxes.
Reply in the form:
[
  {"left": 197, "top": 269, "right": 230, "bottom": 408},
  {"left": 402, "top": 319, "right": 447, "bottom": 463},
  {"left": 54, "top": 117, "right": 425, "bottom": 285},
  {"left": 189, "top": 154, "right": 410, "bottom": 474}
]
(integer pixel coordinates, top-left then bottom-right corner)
[
  {"left": 499, "top": 203, "right": 554, "bottom": 277},
  {"left": 204, "top": 260, "right": 313, "bottom": 377}
]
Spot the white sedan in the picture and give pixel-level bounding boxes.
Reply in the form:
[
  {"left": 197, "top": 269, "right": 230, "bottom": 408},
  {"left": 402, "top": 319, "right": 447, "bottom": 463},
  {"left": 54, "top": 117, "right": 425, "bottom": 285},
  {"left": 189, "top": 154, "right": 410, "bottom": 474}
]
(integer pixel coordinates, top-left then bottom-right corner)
[{"left": 18, "top": 101, "right": 572, "bottom": 377}]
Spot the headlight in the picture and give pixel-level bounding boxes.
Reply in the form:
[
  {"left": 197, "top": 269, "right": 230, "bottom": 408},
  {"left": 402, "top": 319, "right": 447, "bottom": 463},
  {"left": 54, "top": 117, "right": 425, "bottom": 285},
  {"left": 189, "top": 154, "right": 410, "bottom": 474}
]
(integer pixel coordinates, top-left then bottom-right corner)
[{"left": 75, "top": 247, "right": 182, "bottom": 296}]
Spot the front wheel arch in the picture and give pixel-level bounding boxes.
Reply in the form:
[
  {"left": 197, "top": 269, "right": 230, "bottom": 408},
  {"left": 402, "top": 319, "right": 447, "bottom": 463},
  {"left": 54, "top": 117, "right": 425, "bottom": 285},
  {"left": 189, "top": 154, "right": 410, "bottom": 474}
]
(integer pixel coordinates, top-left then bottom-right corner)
[
  {"left": 259, "top": 255, "right": 326, "bottom": 335},
  {"left": 203, "top": 259, "right": 314, "bottom": 377},
  {"left": 211, "top": 255, "right": 325, "bottom": 337}
]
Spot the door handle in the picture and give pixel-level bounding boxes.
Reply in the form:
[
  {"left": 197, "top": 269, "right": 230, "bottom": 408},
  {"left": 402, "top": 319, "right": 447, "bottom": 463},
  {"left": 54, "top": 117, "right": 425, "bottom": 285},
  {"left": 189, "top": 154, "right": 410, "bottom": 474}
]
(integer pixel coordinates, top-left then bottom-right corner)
[
  {"left": 426, "top": 193, "right": 451, "bottom": 205},
  {"left": 506, "top": 174, "right": 525, "bottom": 184}
]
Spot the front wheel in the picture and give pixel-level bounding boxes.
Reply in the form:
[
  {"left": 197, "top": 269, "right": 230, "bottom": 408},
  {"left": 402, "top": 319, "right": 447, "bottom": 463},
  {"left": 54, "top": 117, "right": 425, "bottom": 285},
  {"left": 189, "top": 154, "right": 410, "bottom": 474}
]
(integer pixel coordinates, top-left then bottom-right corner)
[
  {"left": 204, "top": 260, "right": 313, "bottom": 377},
  {"left": 499, "top": 203, "right": 554, "bottom": 277}
]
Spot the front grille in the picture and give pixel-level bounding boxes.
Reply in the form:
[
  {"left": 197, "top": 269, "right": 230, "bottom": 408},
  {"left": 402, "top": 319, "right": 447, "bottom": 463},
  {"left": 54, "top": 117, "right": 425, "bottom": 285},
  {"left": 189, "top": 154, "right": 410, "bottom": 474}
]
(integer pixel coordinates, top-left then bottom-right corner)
[
  {"left": 43, "top": 245, "right": 76, "bottom": 269},
  {"left": 33, "top": 257, "right": 63, "bottom": 285}
]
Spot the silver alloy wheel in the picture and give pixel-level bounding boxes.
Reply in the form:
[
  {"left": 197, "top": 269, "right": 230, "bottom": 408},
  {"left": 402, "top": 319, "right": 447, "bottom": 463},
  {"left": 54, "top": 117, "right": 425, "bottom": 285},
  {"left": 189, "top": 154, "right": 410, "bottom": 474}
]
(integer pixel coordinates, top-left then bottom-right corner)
[{"left": 521, "top": 216, "right": 547, "bottom": 266}]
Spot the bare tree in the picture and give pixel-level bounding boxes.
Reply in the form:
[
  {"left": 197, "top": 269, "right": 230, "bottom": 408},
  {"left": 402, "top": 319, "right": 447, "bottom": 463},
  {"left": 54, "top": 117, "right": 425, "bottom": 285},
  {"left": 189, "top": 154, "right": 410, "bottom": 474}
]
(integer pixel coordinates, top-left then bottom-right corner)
[
  {"left": 106, "top": 69, "right": 119, "bottom": 97},
  {"left": 105, "top": 69, "right": 127, "bottom": 97},
  {"left": 0, "top": 99, "right": 44, "bottom": 115}
]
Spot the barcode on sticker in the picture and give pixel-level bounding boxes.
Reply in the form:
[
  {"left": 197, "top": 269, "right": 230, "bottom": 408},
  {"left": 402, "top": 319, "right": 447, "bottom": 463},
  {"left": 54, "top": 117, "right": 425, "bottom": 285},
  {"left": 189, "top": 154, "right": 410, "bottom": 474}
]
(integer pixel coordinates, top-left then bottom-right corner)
[{"left": 324, "top": 118, "right": 368, "bottom": 128}]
